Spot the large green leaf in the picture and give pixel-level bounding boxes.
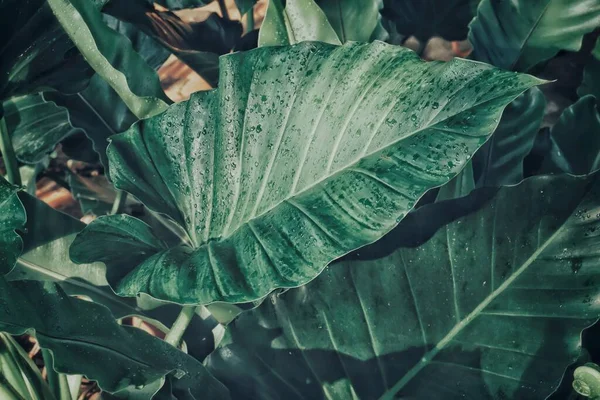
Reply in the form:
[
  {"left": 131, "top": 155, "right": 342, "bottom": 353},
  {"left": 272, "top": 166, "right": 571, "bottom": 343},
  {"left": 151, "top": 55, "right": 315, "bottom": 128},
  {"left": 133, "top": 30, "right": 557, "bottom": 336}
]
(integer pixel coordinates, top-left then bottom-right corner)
[
  {"left": 381, "top": 0, "right": 475, "bottom": 42},
  {"left": 0, "top": 179, "right": 24, "bottom": 275},
  {"left": 317, "top": 0, "right": 385, "bottom": 42},
  {"left": 0, "top": 277, "right": 229, "bottom": 398},
  {"left": 47, "top": 0, "right": 170, "bottom": 119},
  {"left": 258, "top": 0, "right": 341, "bottom": 46},
  {"left": 3, "top": 191, "right": 221, "bottom": 361},
  {"left": 469, "top": 0, "right": 600, "bottom": 72},
  {"left": 438, "top": 86, "right": 547, "bottom": 201},
  {"left": 208, "top": 173, "right": 600, "bottom": 399},
  {"left": 540, "top": 95, "right": 600, "bottom": 175},
  {"left": 3, "top": 94, "right": 81, "bottom": 164},
  {"left": 70, "top": 41, "right": 540, "bottom": 305},
  {"left": 0, "top": 0, "right": 92, "bottom": 101},
  {"left": 578, "top": 37, "right": 600, "bottom": 99}
]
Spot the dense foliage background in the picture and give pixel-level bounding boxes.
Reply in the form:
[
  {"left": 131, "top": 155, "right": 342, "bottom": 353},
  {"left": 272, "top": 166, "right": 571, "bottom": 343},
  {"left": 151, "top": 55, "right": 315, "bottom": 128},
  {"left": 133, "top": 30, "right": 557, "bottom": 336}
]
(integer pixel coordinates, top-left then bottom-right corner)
[{"left": 1, "top": 0, "right": 600, "bottom": 399}]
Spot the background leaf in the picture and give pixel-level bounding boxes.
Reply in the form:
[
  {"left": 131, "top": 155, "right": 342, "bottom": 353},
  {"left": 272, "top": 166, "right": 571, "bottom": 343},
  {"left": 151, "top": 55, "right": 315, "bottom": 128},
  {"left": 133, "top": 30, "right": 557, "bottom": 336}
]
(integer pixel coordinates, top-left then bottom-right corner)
[
  {"left": 0, "top": 0, "right": 92, "bottom": 100},
  {"left": 317, "top": 0, "right": 385, "bottom": 42},
  {"left": 47, "top": 0, "right": 170, "bottom": 119},
  {"left": 0, "top": 277, "right": 230, "bottom": 398},
  {"left": 381, "top": 0, "right": 475, "bottom": 42},
  {"left": 469, "top": 0, "right": 600, "bottom": 72},
  {"left": 3, "top": 94, "right": 81, "bottom": 164},
  {"left": 540, "top": 95, "right": 600, "bottom": 175},
  {"left": 71, "top": 41, "right": 540, "bottom": 305},
  {"left": 258, "top": 0, "right": 341, "bottom": 46},
  {"left": 0, "top": 178, "right": 25, "bottom": 275},
  {"left": 208, "top": 173, "right": 600, "bottom": 399},
  {"left": 578, "top": 37, "right": 600, "bottom": 99}
]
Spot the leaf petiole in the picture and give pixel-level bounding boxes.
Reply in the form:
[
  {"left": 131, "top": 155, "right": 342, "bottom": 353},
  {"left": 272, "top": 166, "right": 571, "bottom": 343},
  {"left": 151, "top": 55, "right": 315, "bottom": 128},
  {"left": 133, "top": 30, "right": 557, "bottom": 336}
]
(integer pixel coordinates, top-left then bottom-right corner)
[
  {"left": 0, "top": 116, "right": 21, "bottom": 186},
  {"left": 164, "top": 306, "right": 197, "bottom": 348}
]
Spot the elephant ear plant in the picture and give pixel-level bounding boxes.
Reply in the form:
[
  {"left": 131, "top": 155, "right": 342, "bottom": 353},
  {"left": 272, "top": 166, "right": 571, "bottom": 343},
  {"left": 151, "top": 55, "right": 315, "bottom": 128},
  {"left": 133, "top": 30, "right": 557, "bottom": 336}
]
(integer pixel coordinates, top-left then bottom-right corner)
[{"left": 0, "top": 0, "right": 600, "bottom": 399}]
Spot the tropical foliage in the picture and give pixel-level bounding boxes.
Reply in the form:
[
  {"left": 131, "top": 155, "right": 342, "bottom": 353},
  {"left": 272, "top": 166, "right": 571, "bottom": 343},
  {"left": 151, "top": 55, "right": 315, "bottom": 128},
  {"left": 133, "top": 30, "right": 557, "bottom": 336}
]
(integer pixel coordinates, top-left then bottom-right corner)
[{"left": 0, "top": 0, "right": 599, "bottom": 399}]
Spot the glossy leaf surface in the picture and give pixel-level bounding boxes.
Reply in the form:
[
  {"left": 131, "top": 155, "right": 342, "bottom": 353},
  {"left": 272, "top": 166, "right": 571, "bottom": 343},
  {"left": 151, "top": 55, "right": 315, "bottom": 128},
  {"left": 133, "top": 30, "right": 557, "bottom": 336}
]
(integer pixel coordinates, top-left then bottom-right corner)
[
  {"left": 209, "top": 173, "right": 600, "bottom": 399},
  {"left": 4, "top": 94, "right": 80, "bottom": 164},
  {"left": 469, "top": 0, "right": 600, "bottom": 72},
  {"left": 71, "top": 41, "right": 540, "bottom": 305}
]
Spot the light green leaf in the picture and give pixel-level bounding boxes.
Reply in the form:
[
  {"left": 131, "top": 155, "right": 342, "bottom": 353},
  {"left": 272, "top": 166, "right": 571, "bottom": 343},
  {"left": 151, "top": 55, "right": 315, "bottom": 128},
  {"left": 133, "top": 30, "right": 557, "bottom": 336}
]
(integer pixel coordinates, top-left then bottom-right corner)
[
  {"left": 0, "top": 178, "right": 24, "bottom": 275},
  {"left": 0, "top": 277, "right": 230, "bottom": 398},
  {"left": 3, "top": 94, "right": 81, "bottom": 164},
  {"left": 258, "top": 0, "right": 341, "bottom": 46},
  {"left": 541, "top": 95, "right": 600, "bottom": 175},
  {"left": 317, "top": 0, "right": 385, "bottom": 42},
  {"left": 208, "top": 173, "right": 600, "bottom": 399},
  {"left": 469, "top": 0, "right": 600, "bottom": 71},
  {"left": 0, "top": 0, "right": 92, "bottom": 101},
  {"left": 47, "top": 0, "right": 170, "bottom": 119},
  {"left": 71, "top": 41, "right": 541, "bottom": 305},
  {"left": 578, "top": 37, "right": 600, "bottom": 99},
  {"left": 381, "top": 0, "right": 475, "bottom": 42},
  {"left": 0, "top": 333, "right": 55, "bottom": 400}
]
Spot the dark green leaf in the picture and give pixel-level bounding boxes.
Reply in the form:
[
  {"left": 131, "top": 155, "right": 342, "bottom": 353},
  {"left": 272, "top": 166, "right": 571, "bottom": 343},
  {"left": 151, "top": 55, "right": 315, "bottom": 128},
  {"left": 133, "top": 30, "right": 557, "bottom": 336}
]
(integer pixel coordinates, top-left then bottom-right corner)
[
  {"left": 208, "top": 173, "right": 600, "bottom": 399},
  {"left": 235, "top": 0, "right": 257, "bottom": 15},
  {"left": 469, "top": 0, "right": 600, "bottom": 72},
  {"left": 0, "top": 277, "right": 230, "bottom": 398},
  {"left": 44, "top": 74, "right": 136, "bottom": 170},
  {"left": 0, "top": 178, "right": 24, "bottom": 275},
  {"left": 317, "top": 0, "right": 385, "bottom": 42},
  {"left": 381, "top": 0, "right": 475, "bottom": 42},
  {"left": 154, "top": 0, "right": 208, "bottom": 10},
  {"left": 70, "top": 41, "right": 541, "bottom": 305},
  {"left": 541, "top": 95, "right": 600, "bottom": 175},
  {"left": 105, "top": 2, "right": 242, "bottom": 86},
  {"left": 439, "top": 87, "right": 547, "bottom": 200},
  {"left": 3, "top": 94, "right": 81, "bottom": 164},
  {"left": 258, "top": 0, "right": 341, "bottom": 46},
  {"left": 0, "top": 0, "right": 92, "bottom": 101},
  {"left": 578, "top": 37, "right": 600, "bottom": 99},
  {"left": 47, "top": 0, "right": 170, "bottom": 119}
]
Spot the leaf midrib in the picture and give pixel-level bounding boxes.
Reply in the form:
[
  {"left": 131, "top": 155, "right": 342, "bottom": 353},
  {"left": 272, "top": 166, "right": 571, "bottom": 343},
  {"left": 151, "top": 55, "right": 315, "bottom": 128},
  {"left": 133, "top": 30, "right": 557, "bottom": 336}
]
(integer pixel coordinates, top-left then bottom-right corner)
[{"left": 378, "top": 184, "right": 585, "bottom": 400}]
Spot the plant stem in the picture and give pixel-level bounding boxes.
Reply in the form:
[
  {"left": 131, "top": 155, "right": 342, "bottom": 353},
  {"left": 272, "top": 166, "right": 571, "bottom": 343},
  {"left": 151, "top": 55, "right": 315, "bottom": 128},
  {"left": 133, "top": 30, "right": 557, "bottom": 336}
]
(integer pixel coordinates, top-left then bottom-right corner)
[
  {"left": 0, "top": 117, "right": 21, "bottom": 186},
  {"left": 246, "top": 7, "right": 255, "bottom": 33},
  {"left": 41, "top": 350, "right": 70, "bottom": 400},
  {"left": 217, "top": 0, "right": 230, "bottom": 20},
  {"left": 164, "top": 306, "right": 196, "bottom": 347},
  {"left": 110, "top": 190, "right": 128, "bottom": 215}
]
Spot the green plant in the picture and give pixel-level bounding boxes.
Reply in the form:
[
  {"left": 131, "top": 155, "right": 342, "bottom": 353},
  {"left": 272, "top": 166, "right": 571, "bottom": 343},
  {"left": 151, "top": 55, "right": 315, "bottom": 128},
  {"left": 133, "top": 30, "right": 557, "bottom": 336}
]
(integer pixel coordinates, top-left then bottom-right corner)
[{"left": 0, "top": 0, "right": 600, "bottom": 399}]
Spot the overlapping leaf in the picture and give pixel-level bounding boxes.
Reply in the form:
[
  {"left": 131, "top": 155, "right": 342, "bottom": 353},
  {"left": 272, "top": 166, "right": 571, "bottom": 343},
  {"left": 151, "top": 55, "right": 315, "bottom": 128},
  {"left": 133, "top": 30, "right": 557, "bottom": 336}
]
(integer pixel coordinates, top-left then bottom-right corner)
[
  {"left": 0, "top": 277, "right": 229, "bottom": 398},
  {"left": 0, "top": 0, "right": 92, "bottom": 101},
  {"left": 579, "top": 37, "right": 600, "bottom": 99},
  {"left": 381, "top": 0, "right": 475, "bottom": 42},
  {"left": 317, "top": 0, "right": 386, "bottom": 42},
  {"left": 469, "top": 0, "right": 600, "bottom": 72},
  {"left": 0, "top": 179, "right": 24, "bottom": 276},
  {"left": 541, "top": 95, "right": 600, "bottom": 175},
  {"left": 71, "top": 41, "right": 541, "bottom": 305},
  {"left": 3, "top": 94, "right": 81, "bottom": 164},
  {"left": 208, "top": 173, "right": 600, "bottom": 399}
]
